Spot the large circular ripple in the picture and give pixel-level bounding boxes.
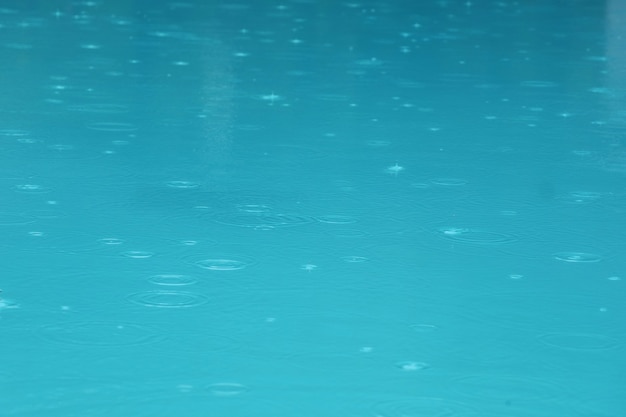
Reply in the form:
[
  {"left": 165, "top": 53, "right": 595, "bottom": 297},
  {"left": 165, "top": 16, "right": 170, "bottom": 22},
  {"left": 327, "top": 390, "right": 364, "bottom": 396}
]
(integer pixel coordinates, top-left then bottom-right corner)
[
  {"left": 537, "top": 332, "right": 621, "bottom": 351},
  {"left": 39, "top": 321, "right": 166, "bottom": 346},
  {"left": 185, "top": 254, "right": 257, "bottom": 271},
  {"left": 147, "top": 274, "right": 198, "bottom": 286},
  {"left": 552, "top": 251, "right": 603, "bottom": 263},
  {"left": 436, "top": 226, "right": 518, "bottom": 244},
  {"left": 213, "top": 212, "right": 315, "bottom": 229},
  {"left": 126, "top": 290, "right": 208, "bottom": 308}
]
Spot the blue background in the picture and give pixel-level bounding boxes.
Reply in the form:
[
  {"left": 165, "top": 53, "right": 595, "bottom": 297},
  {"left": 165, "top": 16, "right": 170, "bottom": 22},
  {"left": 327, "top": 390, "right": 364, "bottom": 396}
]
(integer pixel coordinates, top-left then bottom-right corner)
[{"left": 1, "top": 0, "right": 625, "bottom": 415}]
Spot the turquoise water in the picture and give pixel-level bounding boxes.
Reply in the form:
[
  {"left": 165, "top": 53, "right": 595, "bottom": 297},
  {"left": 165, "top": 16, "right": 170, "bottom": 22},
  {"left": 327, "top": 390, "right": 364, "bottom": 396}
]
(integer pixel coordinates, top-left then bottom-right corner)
[{"left": 1, "top": 1, "right": 625, "bottom": 415}]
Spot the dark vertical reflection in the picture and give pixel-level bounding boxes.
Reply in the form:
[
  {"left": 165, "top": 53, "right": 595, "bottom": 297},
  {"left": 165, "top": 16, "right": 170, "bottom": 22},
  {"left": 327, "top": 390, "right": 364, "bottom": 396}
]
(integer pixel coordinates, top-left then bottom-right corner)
[
  {"left": 607, "top": 0, "right": 626, "bottom": 121},
  {"left": 198, "top": 36, "right": 236, "bottom": 189}
]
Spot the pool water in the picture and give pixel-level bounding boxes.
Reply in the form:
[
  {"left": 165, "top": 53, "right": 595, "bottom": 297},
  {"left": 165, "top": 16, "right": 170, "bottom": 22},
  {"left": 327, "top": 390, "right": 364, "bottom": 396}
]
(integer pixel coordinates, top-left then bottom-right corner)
[{"left": 1, "top": 1, "right": 625, "bottom": 416}]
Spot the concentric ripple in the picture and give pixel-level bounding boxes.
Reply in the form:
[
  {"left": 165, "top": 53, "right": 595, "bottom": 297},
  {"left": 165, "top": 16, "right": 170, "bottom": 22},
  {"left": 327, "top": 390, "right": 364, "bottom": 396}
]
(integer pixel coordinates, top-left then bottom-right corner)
[
  {"left": 206, "top": 382, "right": 249, "bottom": 396},
  {"left": 341, "top": 255, "right": 370, "bottom": 263},
  {"left": 316, "top": 214, "right": 358, "bottom": 224},
  {"left": 556, "top": 191, "right": 604, "bottom": 205},
  {"left": 537, "top": 332, "right": 621, "bottom": 351},
  {"left": 13, "top": 184, "right": 51, "bottom": 194},
  {"left": 429, "top": 177, "right": 469, "bottom": 186},
  {"left": 436, "top": 227, "right": 518, "bottom": 244},
  {"left": 39, "top": 321, "right": 166, "bottom": 346},
  {"left": 409, "top": 324, "right": 439, "bottom": 333},
  {"left": 67, "top": 103, "right": 130, "bottom": 114},
  {"left": 192, "top": 256, "right": 256, "bottom": 271},
  {"left": 121, "top": 250, "right": 155, "bottom": 259},
  {"left": 164, "top": 180, "right": 202, "bottom": 189},
  {"left": 214, "top": 212, "right": 315, "bottom": 229},
  {"left": 147, "top": 274, "right": 197, "bottom": 286},
  {"left": 553, "top": 251, "right": 603, "bottom": 263},
  {"left": 395, "top": 361, "right": 430, "bottom": 371},
  {"left": 126, "top": 290, "right": 208, "bottom": 308}
]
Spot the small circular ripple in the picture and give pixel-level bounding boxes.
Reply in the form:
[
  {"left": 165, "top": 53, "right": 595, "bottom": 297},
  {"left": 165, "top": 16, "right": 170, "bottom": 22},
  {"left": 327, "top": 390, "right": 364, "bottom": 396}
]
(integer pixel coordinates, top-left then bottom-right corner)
[
  {"left": 1, "top": 231, "right": 131, "bottom": 254},
  {"left": 67, "top": 103, "right": 130, "bottom": 114},
  {"left": 316, "top": 214, "right": 358, "bottom": 224},
  {"left": 121, "top": 250, "right": 155, "bottom": 259},
  {"left": 246, "top": 144, "right": 327, "bottom": 160},
  {"left": 13, "top": 184, "right": 51, "bottom": 194},
  {"left": 206, "top": 382, "right": 249, "bottom": 396},
  {"left": 395, "top": 361, "right": 430, "bottom": 371},
  {"left": 555, "top": 191, "right": 604, "bottom": 205},
  {"left": 98, "top": 237, "right": 125, "bottom": 245},
  {"left": 409, "top": 324, "right": 439, "bottom": 333},
  {"left": 0, "top": 128, "right": 30, "bottom": 138},
  {"left": 147, "top": 274, "right": 197, "bottom": 286},
  {"left": 499, "top": 227, "right": 611, "bottom": 260},
  {"left": 187, "top": 254, "right": 257, "bottom": 271},
  {"left": 371, "top": 397, "right": 476, "bottom": 417},
  {"left": 236, "top": 204, "right": 272, "bottom": 213},
  {"left": 521, "top": 80, "right": 558, "bottom": 88},
  {"left": 341, "top": 255, "right": 369, "bottom": 263},
  {"left": 436, "top": 227, "right": 518, "bottom": 244},
  {"left": 429, "top": 177, "right": 469, "bottom": 186},
  {"left": 39, "top": 321, "right": 166, "bottom": 346},
  {"left": 126, "top": 290, "right": 208, "bottom": 308},
  {"left": 537, "top": 332, "right": 621, "bottom": 351},
  {"left": 553, "top": 251, "right": 603, "bottom": 263},
  {"left": 27, "top": 209, "right": 68, "bottom": 220},
  {"left": 0, "top": 298, "right": 19, "bottom": 310},
  {"left": 207, "top": 191, "right": 279, "bottom": 210},
  {"left": 165, "top": 180, "right": 201, "bottom": 189},
  {"left": 214, "top": 212, "right": 315, "bottom": 228}
]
